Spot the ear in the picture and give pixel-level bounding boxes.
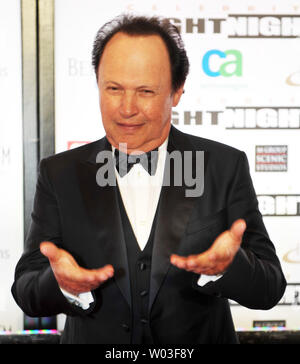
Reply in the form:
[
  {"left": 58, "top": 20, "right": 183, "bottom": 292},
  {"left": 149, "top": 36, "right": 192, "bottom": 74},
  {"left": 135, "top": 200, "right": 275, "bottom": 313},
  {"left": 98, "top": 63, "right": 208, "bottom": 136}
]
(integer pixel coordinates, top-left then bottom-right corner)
[{"left": 172, "top": 84, "right": 185, "bottom": 107}]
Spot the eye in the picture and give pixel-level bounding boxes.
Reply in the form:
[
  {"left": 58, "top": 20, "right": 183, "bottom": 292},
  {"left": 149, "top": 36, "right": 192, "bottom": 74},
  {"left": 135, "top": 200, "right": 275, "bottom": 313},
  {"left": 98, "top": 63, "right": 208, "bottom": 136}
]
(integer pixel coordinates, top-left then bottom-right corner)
[
  {"left": 107, "top": 86, "right": 119, "bottom": 91},
  {"left": 140, "top": 89, "right": 154, "bottom": 96},
  {"left": 106, "top": 86, "right": 123, "bottom": 94}
]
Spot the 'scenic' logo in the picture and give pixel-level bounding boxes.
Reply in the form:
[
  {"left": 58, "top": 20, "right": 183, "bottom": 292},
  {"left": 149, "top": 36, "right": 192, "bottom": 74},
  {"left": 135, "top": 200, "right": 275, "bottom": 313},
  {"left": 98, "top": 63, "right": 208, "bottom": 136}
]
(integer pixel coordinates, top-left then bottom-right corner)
[{"left": 255, "top": 145, "right": 288, "bottom": 172}]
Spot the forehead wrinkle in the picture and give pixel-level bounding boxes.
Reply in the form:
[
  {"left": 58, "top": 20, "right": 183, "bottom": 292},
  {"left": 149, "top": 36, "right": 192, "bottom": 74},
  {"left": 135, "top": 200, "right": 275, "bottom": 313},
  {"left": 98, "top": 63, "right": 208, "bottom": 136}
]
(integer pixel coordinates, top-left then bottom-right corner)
[{"left": 99, "top": 33, "right": 172, "bottom": 90}]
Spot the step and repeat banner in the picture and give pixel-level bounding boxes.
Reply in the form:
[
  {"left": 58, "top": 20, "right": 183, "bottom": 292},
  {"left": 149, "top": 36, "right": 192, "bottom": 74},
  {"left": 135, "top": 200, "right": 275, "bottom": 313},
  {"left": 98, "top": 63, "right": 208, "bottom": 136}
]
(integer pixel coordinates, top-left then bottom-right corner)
[
  {"left": 0, "top": 0, "right": 24, "bottom": 332},
  {"left": 55, "top": 0, "right": 300, "bottom": 331}
]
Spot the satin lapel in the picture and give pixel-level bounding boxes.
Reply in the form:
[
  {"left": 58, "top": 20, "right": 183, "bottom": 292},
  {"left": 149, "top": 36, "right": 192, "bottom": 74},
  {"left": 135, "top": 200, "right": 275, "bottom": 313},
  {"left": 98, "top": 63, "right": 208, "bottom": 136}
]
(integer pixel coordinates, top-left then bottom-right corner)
[
  {"left": 76, "top": 138, "right": 131, "bottom": 308},
  {"left": 149, "top": 126, "right": 205, "bottom": 312}
]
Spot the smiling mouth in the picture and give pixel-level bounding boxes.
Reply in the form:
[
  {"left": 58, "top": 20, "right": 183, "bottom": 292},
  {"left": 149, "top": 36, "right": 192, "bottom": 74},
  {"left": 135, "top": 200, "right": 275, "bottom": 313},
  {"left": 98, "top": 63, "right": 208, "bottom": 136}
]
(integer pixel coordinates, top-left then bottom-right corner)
[{"left": 116, "top": 122, "right": 144, "bottom": 131}]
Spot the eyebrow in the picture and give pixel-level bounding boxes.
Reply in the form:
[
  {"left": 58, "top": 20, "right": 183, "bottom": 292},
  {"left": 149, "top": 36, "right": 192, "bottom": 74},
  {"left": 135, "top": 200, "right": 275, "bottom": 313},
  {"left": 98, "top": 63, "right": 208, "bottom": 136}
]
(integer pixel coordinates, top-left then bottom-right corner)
[
  {"left": 103, "top": 81, "right": 121, "bottom": 86},
  {"left": 103, "top": 80, "right": 159, "bottom": 90}
]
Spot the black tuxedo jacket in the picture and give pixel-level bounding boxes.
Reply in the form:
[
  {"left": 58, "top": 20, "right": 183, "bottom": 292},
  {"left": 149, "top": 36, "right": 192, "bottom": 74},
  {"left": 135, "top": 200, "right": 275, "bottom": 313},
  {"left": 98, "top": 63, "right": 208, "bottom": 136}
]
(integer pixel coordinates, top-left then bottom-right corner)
[{"left": 12, "top": 126, "right": 286, "bottom": 344}]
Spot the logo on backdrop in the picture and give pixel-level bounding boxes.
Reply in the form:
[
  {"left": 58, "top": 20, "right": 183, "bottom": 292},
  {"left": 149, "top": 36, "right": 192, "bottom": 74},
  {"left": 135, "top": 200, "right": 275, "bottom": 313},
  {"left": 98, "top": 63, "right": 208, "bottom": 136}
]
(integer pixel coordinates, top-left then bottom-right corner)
[
  {"left": 172, "top": 107, "right": 300, "bottom": 129},
  {"left": 0, "top": 67, "right": 8, "bottom": 78},
  {"left": 169, "top": 15, "right": 300, "bottom": 38},
  {"left": 0, "top": 249, "right": 10, "bottom": 260},
  {"left": 202, "top": 49, "right": 242, "bottom": 77},
  {"left": 257, "top": 194, "right": 300, "bottom": 216},
  {"left": 224, "top": 107, "right": 300, "bottom": 129},
  {"left": 68, "top": 58, "right": 94, "bottom": 77},
  {"left": 0, "top": 146, "right": 11, "bottom": 169},
  {"left": 278, "top": 284, "right": 300, "bottom": 306},
  {"left": 255, "top": 145, "right": 288, "bottom": 172},
  {"left": 172, "top": 110, "right": 222, "bottom": 126},
  {"left": 286, "top": 70, "right": 300, "bottom": 86},
  {"left": 283, "top": 243, "right": 300, "bottom": 264}
]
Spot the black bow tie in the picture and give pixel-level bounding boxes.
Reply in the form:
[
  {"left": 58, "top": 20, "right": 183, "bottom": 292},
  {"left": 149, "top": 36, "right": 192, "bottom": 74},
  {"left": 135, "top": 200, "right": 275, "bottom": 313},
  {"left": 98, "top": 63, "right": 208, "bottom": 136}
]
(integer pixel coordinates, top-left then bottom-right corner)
[{"left": 114, "top": 148, "right": 158, "bottom": 177}]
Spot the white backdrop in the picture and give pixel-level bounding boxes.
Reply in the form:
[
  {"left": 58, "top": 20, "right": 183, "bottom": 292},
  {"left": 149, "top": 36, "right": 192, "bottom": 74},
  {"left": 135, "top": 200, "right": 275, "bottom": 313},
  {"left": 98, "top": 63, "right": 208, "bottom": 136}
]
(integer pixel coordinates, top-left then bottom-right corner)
[
  {"left": 55, "top": 0, "right": 300, "bottom": 330},
  {"left": 0, "top": 0, "right": 24, "bottom": 332}
]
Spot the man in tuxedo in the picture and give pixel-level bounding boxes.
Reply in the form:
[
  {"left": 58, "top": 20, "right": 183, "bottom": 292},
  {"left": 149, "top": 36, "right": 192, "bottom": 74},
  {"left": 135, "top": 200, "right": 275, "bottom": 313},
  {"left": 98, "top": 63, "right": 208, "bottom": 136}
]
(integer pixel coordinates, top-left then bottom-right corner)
[{"left": 12, "top": 14, "right": 286, "bottom": 344}]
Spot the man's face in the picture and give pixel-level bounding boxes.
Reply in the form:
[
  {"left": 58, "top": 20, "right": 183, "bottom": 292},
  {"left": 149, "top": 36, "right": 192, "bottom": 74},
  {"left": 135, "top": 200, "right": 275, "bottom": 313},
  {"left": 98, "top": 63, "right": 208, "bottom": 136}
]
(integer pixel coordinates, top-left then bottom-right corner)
[{"left": 97, "top": 32, "right": 184, "bottom": 153}]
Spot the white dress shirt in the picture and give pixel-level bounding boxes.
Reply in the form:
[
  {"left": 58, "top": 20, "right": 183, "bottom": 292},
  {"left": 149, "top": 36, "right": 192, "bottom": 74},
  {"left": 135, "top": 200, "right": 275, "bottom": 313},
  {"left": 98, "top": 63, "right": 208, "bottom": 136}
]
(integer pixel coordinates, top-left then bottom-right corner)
[
  {"left": 62, "top": 136, "right": 220, "bottom": 309},
  {"left": 114, "top": 138, "right": 167, "bottom": 251}
]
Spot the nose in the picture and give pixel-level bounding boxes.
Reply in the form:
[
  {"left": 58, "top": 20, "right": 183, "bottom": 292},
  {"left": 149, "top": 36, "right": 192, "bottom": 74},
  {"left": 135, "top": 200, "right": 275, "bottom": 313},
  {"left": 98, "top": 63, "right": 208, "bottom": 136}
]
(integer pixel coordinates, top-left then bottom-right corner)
[{"left": 119, "top": 91, "right": 139, "bottom": 118}]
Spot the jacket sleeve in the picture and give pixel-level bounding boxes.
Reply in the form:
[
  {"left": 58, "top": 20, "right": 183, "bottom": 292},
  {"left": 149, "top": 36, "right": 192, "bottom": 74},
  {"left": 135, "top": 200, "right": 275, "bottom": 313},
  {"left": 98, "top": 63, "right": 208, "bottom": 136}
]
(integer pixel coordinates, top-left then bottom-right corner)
[
  {"left": 194, "top": 151, "right": 287, "bottom": 310},
  {"left": 11, "top": 158, "right": 95, "bottom": 317}
]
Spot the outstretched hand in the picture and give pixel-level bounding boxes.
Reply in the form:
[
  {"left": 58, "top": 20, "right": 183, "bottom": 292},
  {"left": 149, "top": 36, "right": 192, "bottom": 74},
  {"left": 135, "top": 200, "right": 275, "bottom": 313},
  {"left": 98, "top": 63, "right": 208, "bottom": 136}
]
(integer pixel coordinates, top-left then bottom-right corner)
[
  {"left": 170, "top": 219, "right": 246, "bottom": 276},
  {"left": 40, "top": 242, "right": 114, "bottom": 296}
]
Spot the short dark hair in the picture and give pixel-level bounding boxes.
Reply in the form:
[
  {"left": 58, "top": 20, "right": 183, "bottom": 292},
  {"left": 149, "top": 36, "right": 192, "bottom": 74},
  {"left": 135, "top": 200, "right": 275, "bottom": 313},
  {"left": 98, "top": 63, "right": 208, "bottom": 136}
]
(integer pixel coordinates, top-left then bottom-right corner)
[{"left": 92, "top": 14, "right": 189, "bottom": 92}]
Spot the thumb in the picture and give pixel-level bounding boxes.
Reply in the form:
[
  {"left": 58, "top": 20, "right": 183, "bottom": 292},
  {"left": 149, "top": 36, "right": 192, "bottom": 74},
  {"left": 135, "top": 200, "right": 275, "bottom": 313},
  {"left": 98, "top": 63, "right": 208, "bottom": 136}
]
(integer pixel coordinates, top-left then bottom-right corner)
[
  {"left": 230, "top": 219, "right": 246, "bottom": 243},
  {"left": 40, "top": 241, "right": 61, "bottom": 263}
]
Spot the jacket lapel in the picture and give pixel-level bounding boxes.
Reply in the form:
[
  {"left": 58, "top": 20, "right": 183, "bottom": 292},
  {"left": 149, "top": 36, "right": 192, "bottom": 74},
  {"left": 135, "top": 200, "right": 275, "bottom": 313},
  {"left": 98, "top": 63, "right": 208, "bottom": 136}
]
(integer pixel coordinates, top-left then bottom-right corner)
[
  {"left": 149, "top": 126, "right": 205, "bottom": 312},
  {"left": 76, "top": 137, "right": 131, "bottom": 308},
  {"left": 75, "top": 127, "right": 207, "bottom": 313}
]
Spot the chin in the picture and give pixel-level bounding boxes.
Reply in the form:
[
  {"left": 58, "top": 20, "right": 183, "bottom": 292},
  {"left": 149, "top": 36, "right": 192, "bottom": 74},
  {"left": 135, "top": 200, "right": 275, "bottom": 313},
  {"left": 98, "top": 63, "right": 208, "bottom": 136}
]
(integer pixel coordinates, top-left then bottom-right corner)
[{"left": 110, "top": 137, "right": 144, "bottom": 151}]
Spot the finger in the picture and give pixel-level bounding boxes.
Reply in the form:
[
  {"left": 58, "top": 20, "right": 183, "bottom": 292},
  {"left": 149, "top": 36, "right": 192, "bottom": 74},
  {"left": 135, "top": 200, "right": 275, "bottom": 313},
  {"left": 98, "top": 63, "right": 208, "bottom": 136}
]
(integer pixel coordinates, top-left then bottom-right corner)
[
  {"left": 171, "top": 253, "right": 226, "bottom": 275},
  {"left": 208, "top": 220, "right": 246, "bottom": 261},
  {"left": 171, "top": 254, "right": 213, "bottom": 272},
  {"left": 70, "top": 265, "right": 115, "bottom": 288},
  {"left": 170, "top": 254, "right": 192, "bottom": 269},
  {"left": 187, "top": 254, "right": 216, "bottom": 273},
  {"left": 86, "top": 265, "right": 115, "bottom": 284},
  {"left": 229, "top": 219, "right": 246, "bottom": 243},
  {"left": 40, "top": 241, "right": 61, "bottom": 263},
  {"left": 56, "top": 265, "right": 115, "bottom": 294}
]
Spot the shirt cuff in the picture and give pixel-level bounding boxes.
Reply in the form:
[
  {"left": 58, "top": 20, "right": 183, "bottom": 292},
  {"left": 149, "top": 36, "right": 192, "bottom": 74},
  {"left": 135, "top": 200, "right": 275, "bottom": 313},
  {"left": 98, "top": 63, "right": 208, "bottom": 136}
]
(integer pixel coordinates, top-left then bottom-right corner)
[
  {"left": 197, "top": 274, "right": 223, "bottom": 287},
  {"left": 60, "top": 288, "right": 94, "bottom": 310}
]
